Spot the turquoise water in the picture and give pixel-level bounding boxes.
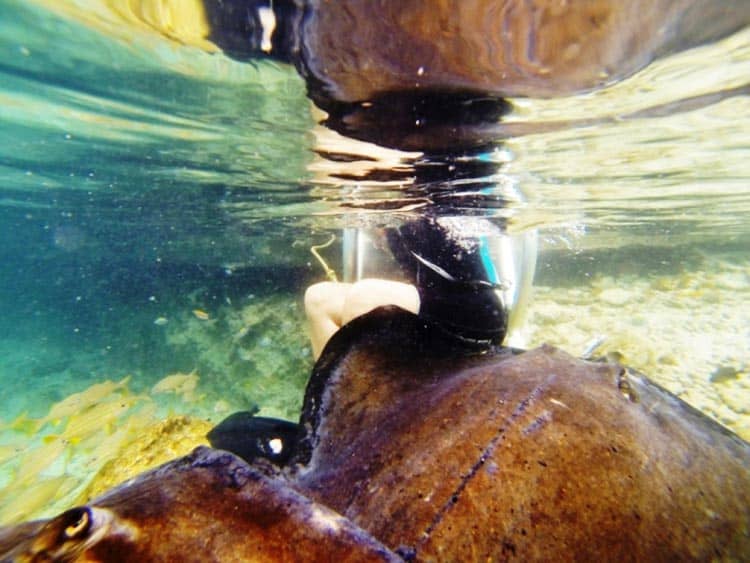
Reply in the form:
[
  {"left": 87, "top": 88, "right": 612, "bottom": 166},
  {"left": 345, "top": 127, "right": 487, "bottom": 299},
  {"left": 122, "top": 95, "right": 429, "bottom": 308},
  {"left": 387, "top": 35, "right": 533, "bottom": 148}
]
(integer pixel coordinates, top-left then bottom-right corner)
[
  {"left": 0, "top": 0, "right": 749, "bottom": 522},
  {"left": 0, "top": 0, "right": 321, "bottom": 422}
]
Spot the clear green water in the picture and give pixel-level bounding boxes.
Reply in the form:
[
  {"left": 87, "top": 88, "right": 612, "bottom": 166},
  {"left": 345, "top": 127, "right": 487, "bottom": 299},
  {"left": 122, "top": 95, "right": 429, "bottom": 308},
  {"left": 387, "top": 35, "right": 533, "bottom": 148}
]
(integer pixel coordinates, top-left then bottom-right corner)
[
  {"left": 0, "top": 0, "right": 320, "bottom": 423},
  {"left": 0, "top": 0, "right": 748, "bottom": 521}
]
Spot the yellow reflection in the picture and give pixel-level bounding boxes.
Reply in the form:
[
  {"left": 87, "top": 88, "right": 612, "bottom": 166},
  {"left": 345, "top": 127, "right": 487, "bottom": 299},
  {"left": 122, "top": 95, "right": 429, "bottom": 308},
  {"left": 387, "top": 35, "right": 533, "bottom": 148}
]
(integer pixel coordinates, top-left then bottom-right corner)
[{"left": 29, "top": 0, "right": 218, "bottom": 52}]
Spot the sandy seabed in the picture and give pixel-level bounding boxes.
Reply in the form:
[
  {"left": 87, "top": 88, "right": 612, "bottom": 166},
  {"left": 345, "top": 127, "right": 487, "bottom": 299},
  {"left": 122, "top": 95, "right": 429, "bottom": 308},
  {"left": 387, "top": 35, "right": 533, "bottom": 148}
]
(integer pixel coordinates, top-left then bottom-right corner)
[
  {"left": 518, "top": 252, "right": 750, "bottom": 440},
  {"left": 1, "top": 251, "right": 748, "bottom": 525}
]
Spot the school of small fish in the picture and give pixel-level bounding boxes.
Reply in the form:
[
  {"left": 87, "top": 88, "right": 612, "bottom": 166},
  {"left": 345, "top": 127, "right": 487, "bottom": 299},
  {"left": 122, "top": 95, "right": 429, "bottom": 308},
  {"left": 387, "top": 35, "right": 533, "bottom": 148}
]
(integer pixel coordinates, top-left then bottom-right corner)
[
  {"left": 151, "top": 370, "right": 200, "bottom": 402},
  {"left": 0, "top": 372, "right": 206, "bottom": 524}
]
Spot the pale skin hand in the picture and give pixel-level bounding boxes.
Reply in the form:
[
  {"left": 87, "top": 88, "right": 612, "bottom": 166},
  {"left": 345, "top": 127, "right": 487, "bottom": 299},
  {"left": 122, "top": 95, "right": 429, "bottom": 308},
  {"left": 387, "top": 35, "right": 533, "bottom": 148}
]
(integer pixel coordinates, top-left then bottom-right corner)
[{"left": 305, "top": 279, "right": 420, "bottom": 360}]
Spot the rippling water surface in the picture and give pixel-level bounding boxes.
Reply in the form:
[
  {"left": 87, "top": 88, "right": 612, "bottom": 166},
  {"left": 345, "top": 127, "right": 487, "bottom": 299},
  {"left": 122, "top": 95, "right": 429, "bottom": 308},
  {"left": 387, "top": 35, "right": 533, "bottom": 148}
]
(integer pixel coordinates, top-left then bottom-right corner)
[{"left": 0, "top": 0, "right": 748, "bottom": 521}]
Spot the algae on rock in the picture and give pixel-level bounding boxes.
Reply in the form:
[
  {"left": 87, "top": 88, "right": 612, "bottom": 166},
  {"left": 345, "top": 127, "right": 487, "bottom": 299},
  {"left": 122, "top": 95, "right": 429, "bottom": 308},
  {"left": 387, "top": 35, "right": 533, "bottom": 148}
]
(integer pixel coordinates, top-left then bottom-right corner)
[{"left": 165, "top": 292, "right": 312, "bottom": 421}]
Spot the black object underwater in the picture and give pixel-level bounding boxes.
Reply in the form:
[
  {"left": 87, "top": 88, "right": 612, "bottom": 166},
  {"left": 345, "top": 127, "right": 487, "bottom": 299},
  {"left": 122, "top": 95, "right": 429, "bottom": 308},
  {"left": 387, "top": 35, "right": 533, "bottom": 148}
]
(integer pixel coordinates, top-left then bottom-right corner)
[{"left": 207, "top": 410, "right": 299, "bottom": 466}]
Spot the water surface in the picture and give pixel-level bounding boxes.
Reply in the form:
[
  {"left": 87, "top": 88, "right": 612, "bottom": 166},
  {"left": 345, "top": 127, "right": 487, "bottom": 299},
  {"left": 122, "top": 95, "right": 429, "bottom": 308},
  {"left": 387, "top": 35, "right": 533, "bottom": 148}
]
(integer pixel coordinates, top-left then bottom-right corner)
[{"left": 0, "top": 0, "right": 748, "bottom": 521}]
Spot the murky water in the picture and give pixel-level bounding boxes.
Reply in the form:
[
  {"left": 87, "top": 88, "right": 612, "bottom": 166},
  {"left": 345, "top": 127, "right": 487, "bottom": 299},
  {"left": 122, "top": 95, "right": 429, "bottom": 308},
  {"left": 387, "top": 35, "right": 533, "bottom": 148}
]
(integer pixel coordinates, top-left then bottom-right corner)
[{"left": 0, "top": 0, "right": 748, "bottom": 522}]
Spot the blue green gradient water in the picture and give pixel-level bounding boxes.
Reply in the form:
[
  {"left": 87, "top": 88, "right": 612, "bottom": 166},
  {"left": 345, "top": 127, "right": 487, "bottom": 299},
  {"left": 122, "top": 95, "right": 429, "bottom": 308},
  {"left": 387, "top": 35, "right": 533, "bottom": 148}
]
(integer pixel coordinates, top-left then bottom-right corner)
[
  {"left": 0, "top": 0, "right": 322, "bottom": 421},
  {"left": 0, "top": 0, "right": 749, "bottom": 521}
]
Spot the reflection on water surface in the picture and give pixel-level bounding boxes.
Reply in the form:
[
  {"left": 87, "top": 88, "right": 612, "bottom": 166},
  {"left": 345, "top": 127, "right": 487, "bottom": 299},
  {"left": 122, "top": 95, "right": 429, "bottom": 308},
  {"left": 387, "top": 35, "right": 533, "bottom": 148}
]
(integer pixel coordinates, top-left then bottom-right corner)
[{"left": 0, "top": 0, "right": 748, "bottom": 522}]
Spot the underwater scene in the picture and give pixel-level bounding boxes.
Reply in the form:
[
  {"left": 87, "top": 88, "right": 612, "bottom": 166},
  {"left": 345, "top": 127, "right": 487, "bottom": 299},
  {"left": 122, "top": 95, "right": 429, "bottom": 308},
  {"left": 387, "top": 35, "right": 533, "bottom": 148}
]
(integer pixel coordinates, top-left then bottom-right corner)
[{"left": 0, "top": 0, "right": 749, "bottom": 531}]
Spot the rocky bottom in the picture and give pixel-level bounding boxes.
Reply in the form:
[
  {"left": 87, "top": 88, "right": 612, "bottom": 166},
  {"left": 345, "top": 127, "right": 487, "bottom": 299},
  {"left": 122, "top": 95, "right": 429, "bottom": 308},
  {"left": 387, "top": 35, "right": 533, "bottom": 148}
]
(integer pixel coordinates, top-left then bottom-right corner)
[
  {"left": 0, "top": 251, "right": 747, "bottom": 525},
  {"left": 520, "top": 252, "right": 750, "bottom": 440}
]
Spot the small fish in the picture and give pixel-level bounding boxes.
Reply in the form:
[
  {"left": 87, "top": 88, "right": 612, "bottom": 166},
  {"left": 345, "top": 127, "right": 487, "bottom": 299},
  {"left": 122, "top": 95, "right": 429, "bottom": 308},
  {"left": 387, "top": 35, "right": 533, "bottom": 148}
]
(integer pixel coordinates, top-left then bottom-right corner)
[
  {"left": 34, "top": 377, "right": 132, "bottom": 429},
  {"left": 80, "top": 424, "right": 128, "bottom": 465},
  {"left": 76, "top": 403, "right": 158, "bottom": 469},
  {"left": 10, "top": 439, "right": 66, "bottom": 488},
  {"left": 207, "top": 411, "right": 298, "bottom": 467},
  {"left": 192, "top": 309, "right": 210, "bottom": 320},
  {"left": 153, "top": 317, "right": 169, "bottom": 326},
  {"left": 0, "top": 476, "right": 73, "bottom": 525},
  {"left": 56, "top": 397, "right": 141, "bottom": 445},
  {"left": 8, "top": 412, "right": 36, "bottom": 435},
  {"left": 151, "top": 372, "right": 199, "bottom": 402}
]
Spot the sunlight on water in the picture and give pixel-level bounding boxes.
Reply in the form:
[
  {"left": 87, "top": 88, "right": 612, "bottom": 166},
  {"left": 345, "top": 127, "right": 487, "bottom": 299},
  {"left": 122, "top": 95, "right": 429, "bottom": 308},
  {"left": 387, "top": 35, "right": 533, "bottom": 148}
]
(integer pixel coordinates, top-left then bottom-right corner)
[
  {"left": 0, "top": 0, "right": 748, "bottom": 524},
  {"left": 511, "top": 26, "right": 750, "bottom": 121},
  {"left": 508, "top": 94, "right": 750, "bottom": 240}
]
